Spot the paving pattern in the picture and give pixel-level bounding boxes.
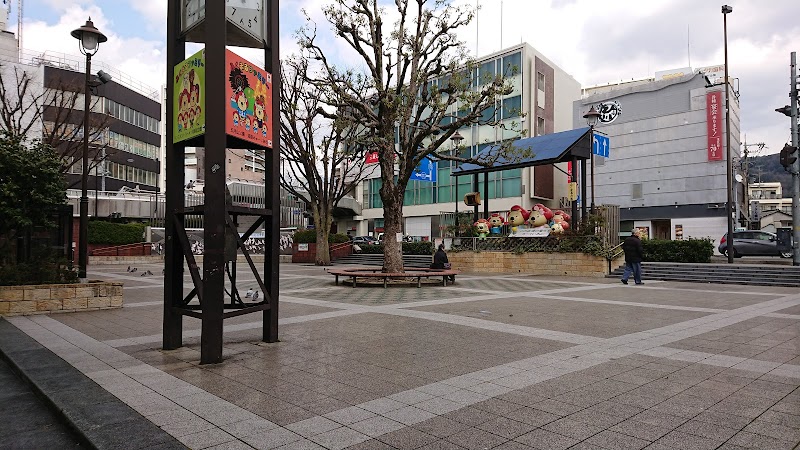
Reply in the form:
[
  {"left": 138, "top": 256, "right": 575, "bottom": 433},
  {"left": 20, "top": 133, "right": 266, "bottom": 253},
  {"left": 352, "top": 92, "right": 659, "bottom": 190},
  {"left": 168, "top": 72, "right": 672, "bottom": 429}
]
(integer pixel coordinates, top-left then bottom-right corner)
[{"left": 6, "top": 262, "right": 800, "bottom": 450}]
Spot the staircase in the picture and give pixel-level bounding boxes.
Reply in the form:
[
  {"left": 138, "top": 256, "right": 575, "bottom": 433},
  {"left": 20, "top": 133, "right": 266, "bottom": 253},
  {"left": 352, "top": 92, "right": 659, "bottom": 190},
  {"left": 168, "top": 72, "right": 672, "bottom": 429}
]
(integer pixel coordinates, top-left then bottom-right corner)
[
  {"left": 607, "top": 262, "right": 800, "bottom": 287},
  {"left": 333, "top": 254, "right": 432, "bottom": 269}
]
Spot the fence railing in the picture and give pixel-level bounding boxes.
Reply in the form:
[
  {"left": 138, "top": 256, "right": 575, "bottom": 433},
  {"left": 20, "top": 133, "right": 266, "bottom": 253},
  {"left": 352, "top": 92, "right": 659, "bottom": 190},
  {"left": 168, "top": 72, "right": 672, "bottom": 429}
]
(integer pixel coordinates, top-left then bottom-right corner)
[{"left": 449, "top": 235, "right": 613, "bottom": 256}]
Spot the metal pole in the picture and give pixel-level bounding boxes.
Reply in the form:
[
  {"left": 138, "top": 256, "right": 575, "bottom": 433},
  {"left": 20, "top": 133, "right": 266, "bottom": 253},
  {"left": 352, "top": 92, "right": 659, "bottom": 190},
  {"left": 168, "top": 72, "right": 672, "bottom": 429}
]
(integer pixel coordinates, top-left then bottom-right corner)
[
  {"left": 790, "top": 51, "right": 799, "bottom": 266},
  {"left": 590, "top": 126, "right": 595, "bottom": 213},
  {"left": 78, "top": 53, "right": 91, "bottom": 281},
  {"left": 723, "top": 6, "right": 734, "bottom": 263}
]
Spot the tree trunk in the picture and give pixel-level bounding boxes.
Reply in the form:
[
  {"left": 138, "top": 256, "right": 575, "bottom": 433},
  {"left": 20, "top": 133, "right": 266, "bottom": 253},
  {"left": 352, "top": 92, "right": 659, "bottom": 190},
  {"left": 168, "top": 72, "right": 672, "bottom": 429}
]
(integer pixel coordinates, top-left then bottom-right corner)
[
  {"left": 314, "top": 206, "right": 332, "bottom": 266},
  {"left": 381, "top": 185, "right": 405, "bottom": 273}
]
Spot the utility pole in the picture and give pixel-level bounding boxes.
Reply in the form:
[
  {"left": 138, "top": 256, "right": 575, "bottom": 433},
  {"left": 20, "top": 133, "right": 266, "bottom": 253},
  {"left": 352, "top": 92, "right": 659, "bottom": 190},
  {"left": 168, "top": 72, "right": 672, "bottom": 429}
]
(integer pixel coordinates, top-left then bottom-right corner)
[{"left": 791, "top": 52, "right": 799, "bottom": 266}]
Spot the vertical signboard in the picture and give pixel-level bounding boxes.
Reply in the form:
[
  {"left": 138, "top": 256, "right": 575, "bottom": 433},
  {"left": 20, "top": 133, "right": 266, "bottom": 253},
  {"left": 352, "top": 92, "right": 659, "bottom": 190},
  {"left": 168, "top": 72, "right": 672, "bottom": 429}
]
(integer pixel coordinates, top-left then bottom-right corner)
[
  {"left": 173, "top": 49, "right": 206, "bottom": 143},
  {"left": 706, "top": 91, "right": 723, "bottom": 161},
  {"left": 225, "top": 49, "right": 273, "bottom": 148}
]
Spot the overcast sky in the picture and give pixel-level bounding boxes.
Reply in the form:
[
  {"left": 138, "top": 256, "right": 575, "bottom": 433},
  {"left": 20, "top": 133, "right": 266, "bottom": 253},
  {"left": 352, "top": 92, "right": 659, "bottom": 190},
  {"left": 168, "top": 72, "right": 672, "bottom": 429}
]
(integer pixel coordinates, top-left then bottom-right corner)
[{"left": 15, "top": 0, "right": 800, "bottom": 155}]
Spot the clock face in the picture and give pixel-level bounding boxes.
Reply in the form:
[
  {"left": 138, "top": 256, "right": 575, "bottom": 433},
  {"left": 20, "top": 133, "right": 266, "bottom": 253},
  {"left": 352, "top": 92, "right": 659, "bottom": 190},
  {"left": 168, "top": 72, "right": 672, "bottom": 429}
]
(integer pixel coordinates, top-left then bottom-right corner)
[
  {"left": 226, "top": 0, "right": 266, "bottom": 42},
  {"left": 182, "top": 0, "right": 205, "bottom": 32}
]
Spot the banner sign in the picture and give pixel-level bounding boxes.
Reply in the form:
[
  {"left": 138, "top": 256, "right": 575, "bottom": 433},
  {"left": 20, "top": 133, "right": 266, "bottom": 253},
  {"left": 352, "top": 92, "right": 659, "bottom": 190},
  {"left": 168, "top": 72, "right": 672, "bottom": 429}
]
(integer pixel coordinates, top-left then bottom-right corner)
[
  {"left": 225, "top": 49, "right": 273, "bottom": 148},
  {"left": 509, "top": 227, "right": 551, "bottom": 238},
  {"left": 365, "top": 152, "right": 379, "bottom": 164},
  {"left": 410, "top": 157, "right": 437, "bottom": 182},
  {"left": 173, "top": 49, "right": 206, "bottom": 143},
  {"left": 706, "top": 91, "right": 723, "bottom": 161}
]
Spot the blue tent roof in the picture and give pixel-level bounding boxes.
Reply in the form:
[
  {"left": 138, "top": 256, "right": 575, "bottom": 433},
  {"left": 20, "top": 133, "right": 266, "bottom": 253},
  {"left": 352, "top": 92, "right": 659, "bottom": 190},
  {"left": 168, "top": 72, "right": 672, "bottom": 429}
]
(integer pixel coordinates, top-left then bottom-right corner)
[{"left": 452, "top": 127, "right": 592, "bottom": 176}]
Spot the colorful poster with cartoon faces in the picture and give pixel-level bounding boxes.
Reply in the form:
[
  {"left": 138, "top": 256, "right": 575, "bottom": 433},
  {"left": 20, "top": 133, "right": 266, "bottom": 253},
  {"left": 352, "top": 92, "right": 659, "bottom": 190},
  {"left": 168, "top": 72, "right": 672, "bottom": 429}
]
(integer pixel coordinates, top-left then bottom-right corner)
[
  {"left": 173, "top": 49, "right": 205, "bottom": 143},
  {"left": 225, "top": 49, "right": 273, "bottom": 149}
]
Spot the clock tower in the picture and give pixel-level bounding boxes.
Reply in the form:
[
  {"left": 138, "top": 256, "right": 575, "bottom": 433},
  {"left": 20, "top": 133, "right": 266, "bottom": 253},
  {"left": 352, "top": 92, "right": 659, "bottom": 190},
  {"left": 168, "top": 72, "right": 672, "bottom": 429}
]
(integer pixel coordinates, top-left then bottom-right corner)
[{"left": 165, "top": 0, "right": 280, "bottom": 364}]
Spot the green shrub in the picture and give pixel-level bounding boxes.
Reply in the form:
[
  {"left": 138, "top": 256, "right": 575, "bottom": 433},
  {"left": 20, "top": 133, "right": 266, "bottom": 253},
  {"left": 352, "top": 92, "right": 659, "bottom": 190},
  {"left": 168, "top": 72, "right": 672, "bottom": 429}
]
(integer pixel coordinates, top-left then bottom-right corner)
[
  {"left": 403, "top": 241, "right": 434, "bottom": 255},
  {"left": 293, "top": 229, "right": 351, "bottom": 244},
  {"left": 356, "top": 241, "right": 434, "bottom": 255},
  {"left": 642, "top": 238, "right": 713, "bottom": 263},
  {"left": 0, "top": 257, "right": 77, "bottom": 286},
  {"left": 88, "top": 221, "right": 146, "bottom": 245}
]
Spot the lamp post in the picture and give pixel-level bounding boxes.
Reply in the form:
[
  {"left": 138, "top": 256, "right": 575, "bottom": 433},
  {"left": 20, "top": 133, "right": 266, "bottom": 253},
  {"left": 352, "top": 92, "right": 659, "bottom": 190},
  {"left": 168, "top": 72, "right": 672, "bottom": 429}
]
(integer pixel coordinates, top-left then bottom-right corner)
[
  {"left": 722, "top": 5, "right": 734, "bottom": 263},
  {"left": 583, "top": 105, "right": 600, "bottom": 213},
  {"left": 72, "top": 18, "right": 107, "bottom": 281},
  {"left": 451, "top": 131, "right": 464, "bottom": 236}
]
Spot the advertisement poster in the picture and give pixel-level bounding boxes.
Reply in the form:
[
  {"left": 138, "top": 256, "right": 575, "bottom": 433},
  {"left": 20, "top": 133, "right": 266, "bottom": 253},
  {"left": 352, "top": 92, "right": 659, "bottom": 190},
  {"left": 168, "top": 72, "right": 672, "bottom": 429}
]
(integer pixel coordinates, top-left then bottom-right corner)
[
  {"left": 706, "top": 91, "right": 723, "bottom": 161},
  {"left": 173, "top": 49, "right": 206, "bottom": 143},
  {"left": 225, "top": 49, "right": 273, "bottom": 149},
  {"left": 365, "top": 152, "right": 379, "bottom": 164}
]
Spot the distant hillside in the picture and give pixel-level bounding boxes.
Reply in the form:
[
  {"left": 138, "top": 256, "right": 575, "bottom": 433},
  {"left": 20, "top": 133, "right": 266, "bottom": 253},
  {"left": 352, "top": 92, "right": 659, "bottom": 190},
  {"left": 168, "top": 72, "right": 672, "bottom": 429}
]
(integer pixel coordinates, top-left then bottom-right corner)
[{"left": 748, "top": 154, "right": 793, "bottom": 197}]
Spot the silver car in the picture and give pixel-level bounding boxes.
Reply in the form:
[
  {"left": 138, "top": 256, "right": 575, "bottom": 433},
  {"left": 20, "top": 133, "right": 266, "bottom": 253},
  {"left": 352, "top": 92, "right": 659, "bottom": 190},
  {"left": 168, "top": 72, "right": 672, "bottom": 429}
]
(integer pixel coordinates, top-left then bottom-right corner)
[{"left": 718, "top": 231, "right": 792, "bottom": 258}]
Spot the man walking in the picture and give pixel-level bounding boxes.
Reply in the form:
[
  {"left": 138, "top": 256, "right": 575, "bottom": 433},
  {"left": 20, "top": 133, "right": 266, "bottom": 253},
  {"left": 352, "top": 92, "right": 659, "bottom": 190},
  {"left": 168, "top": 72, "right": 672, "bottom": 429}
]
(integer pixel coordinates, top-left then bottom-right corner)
[{"left": 621, "top": 228, "right": 644, "bottom": 285}]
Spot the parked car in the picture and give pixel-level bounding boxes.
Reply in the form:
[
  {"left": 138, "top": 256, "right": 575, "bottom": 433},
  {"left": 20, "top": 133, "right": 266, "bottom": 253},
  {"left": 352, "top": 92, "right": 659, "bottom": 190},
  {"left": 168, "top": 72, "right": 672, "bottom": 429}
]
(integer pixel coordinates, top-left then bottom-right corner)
[
  {"left": 718, "top": 230, "right": 792, "bottom": 258},
  {"left": 351, "top": 236, "right": 379, "bottom": 245}
]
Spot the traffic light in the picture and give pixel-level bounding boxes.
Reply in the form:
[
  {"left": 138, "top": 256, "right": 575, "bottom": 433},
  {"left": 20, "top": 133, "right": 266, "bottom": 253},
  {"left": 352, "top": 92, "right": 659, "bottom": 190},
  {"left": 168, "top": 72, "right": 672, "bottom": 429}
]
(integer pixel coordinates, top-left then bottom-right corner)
[{"left": 779, "top": 143, "right": 798, "bottom": 169}]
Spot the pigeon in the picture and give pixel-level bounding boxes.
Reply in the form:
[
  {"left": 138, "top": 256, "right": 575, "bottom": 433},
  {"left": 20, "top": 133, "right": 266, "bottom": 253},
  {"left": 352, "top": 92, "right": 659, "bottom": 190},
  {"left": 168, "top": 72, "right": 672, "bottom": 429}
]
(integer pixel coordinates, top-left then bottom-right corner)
[
  {"left": 146, "top": 270, "right": 153, "bottom": 275},
  {"left": 252, "top": 291, "right": 259, "bottom": 300},
  {"left": 127, "top": 266, "right": 131, "bottom": 272},
  {"left": 130, "top": 268, "right": 137, "bottom": 273},
  {"left": 162, "top": 269, "right": 165, "bottom": 275},
  {"left": 140, "top": 272, "right": 147, "bottom": 277},
  {"left": 245, "top": 288, "right": 253, "bottom": 298}
]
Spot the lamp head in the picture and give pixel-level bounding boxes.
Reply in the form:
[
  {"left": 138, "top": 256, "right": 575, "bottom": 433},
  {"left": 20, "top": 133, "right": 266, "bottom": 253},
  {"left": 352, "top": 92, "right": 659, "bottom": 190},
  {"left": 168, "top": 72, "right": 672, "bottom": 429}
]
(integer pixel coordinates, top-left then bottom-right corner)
[
  {"left": 450, "top": 131, "right": 464, "bottom": 145},
  {"left": 97, "top": 70, "right": 112, "bottom": 84},
  {"left": 71, "top": 17, "right": 107, "bottom": 56},
  {"left": 721, "top": 5, "right": 732, "bottom": 14},
  {"left": 583, "top": 105, "right": 600, "bottom": 127}
]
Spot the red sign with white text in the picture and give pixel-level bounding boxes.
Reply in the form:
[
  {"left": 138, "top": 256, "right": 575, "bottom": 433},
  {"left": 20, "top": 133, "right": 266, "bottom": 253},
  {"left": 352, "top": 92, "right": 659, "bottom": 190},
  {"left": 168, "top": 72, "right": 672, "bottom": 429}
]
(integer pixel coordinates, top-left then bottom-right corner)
[
  {"left": 706, "top": 91, "right": 723, "bottom": 161},
  {"left": 365, "top": 152, "right": 379, "bottom": 164}
]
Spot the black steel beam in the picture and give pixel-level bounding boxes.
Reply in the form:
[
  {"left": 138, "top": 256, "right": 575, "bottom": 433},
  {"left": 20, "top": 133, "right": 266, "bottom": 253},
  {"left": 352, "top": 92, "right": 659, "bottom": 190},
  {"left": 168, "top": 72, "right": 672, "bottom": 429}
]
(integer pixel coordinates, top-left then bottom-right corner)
[{"left": 263, "top": 0, "right": 280, "bottom": 343}]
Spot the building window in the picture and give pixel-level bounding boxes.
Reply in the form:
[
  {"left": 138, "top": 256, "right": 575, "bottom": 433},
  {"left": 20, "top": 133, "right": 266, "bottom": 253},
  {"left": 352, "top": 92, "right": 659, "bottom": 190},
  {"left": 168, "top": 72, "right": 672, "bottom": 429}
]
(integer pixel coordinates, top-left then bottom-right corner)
[
  {"left": 501, "top": 96, "right": 521, "bottom": 120},
  {"left": 632, "top": 183, "right": 643, "bottom": 199},
  {"left": 502, "top": 52, "right": 521, "bottom": 76},
  {"left": 537, "top": 72, "right": 545, "bottom": 91},
  {"left": 536, "top": 117, "right": 545, "bottom": 136}
]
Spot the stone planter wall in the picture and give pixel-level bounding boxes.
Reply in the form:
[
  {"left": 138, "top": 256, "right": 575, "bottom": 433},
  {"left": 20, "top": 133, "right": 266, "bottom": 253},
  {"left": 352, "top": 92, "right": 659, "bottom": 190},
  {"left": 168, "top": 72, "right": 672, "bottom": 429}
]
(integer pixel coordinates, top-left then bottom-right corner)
[
  {"left": 0, "top": 281, "right": 123, "bottom": 316},
  {"left": 448, "top": 251, "right": 624, "bottom": 277}
]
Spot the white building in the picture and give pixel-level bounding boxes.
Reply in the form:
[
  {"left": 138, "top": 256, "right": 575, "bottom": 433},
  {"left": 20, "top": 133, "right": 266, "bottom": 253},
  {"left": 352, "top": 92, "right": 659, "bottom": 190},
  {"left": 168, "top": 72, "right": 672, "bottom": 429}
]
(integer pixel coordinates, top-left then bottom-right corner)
[{"left": 344, "top": 43, "right": 582, "bottom": 239}]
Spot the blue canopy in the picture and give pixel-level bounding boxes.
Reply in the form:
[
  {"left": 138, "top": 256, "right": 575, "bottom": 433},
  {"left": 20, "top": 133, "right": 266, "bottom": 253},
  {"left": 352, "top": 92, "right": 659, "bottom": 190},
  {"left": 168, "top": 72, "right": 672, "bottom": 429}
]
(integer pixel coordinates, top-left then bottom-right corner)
[{"left": 452, "top": 127, "right": 592, "bottom": 176}]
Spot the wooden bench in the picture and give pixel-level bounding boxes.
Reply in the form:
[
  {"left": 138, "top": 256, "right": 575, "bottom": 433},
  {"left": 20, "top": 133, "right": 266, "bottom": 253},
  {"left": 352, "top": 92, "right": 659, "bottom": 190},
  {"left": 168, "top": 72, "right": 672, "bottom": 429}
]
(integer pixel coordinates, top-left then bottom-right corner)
[{"left": 328, "top": 267, "right": 460, "bottom": 288}]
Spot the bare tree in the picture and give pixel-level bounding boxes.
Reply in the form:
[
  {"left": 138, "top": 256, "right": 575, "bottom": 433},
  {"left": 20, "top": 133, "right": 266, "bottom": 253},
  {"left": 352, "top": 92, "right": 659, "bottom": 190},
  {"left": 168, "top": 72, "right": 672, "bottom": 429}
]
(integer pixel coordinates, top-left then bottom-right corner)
[
  {"left": 299, "top": 0, "right": 526, "bottom": 272},
  {"left": 0, "top": 63, "right": 115, "bottom": 188},
  {"left": 280, "top": 55, "right": 376, "bottom": 265}
]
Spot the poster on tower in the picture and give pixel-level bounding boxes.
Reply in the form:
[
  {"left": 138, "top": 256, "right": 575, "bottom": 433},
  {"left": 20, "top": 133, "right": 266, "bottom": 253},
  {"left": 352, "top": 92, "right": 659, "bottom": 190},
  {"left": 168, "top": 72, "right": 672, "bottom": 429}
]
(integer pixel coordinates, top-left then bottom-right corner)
[
  {"left": 173, "top": 49, "right": 206, "bottom": 144},
  {"left": 225, "top": 49, "right": 273, "bottom": 149},
  {"left": 706, "top": 91, "right": 723, "bottom": 161}
]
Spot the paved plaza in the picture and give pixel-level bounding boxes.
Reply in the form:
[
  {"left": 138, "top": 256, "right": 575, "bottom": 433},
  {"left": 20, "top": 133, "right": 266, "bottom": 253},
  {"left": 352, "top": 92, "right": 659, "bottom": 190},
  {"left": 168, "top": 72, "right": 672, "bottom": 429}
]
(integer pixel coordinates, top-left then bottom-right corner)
[{"left": 4, "top": 262, "right": 800, "bottom": 449}]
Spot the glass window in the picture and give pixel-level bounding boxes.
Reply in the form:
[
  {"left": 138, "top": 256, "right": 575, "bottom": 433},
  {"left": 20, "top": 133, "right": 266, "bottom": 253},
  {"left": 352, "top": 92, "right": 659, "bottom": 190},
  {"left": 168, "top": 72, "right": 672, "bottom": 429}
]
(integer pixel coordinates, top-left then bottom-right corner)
[
  {"left": 502, "top": 96, "right": 521, "bottom": 120},
  {"left": 480, "top": 105, "right": 495, "bottom": 123},
  {"left": 537, "top": 72, "right": 545, "bottom": 91},
  {"left": 503, "top": 52, "right": 521, "bottom": 75},
  {"left": 479, "top": 60, "right": 495, "bottom": 84}
]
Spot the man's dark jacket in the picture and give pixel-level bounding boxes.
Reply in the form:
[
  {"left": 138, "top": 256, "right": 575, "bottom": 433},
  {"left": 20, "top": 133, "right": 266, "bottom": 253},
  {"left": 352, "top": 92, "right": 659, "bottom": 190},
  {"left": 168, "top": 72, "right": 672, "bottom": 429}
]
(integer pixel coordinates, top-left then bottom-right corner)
[
  {"left": 622, "top": 235, "right": 644, "bottom": 263},
  {"left": 431, "top": 249, "right": 449, "bottom": 269}
]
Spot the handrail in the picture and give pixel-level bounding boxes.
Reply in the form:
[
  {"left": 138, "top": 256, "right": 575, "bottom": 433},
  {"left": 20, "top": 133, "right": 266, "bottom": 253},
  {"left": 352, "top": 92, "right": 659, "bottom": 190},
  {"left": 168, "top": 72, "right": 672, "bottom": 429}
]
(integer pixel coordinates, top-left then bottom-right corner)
[
  {"left": 606, "top": 242, "right": 625, "bottom": 274},
  {"left": 329, "top": 241, "right": 353, "bottom": 253},
  {"left": 91, "top": 242, "right": 151, "bottom": 256}
]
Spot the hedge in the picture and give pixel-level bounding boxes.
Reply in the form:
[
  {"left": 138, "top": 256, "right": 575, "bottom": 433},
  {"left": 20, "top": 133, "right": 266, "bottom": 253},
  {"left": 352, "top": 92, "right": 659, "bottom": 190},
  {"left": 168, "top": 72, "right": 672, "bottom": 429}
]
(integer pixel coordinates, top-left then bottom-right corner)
[
  {"left": 293, "top": 229, "right": 350, "bottom": 244},
  {"left": 88, "top": 221, "right": 146, "bottom": 245},
  {"left": 357, "top": 241, "right": 434, "bottom": 255},
  {"left": 642, "top": 238, "right": 714, "bottom": 263}
]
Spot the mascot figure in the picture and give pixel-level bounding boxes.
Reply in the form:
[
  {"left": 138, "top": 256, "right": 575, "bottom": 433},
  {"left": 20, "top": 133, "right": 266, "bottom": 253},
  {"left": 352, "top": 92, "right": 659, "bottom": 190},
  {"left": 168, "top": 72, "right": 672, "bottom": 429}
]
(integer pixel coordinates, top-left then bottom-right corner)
[
  {"left": 552, "top": 210, "right": 571, "bottom": 231},
  {"left": 507, "top": 205, "right": 529, "bottom": 233},
  {"left": 474, "top": 218, "right": 490, "bottom": 240},
  {"left": 488, "top": 213, "right": 505, "bottom": 234}
]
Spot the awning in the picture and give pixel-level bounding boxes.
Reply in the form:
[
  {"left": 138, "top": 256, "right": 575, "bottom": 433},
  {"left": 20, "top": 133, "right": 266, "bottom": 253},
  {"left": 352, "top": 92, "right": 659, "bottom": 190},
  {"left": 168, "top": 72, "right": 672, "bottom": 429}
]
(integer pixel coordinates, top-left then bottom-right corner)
[{"left": 452, "top": 127, "right": 592, "bottom": 176}]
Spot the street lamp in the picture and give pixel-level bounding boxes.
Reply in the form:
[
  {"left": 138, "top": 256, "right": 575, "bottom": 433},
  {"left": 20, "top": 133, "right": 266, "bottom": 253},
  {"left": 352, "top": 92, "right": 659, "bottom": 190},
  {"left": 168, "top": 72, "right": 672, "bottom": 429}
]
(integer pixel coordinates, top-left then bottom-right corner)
[
  {"left": 72, "top": 18, "right": 107, "bottom": 281},
  {"left": 583, "top": 105, "right": 600, "bottom": 213},
  {"left": 450, "top": 131, "right": 464, "bottom": 236},
  {"left": 721, "top": 5, "right": 734, "bottom": 263}
]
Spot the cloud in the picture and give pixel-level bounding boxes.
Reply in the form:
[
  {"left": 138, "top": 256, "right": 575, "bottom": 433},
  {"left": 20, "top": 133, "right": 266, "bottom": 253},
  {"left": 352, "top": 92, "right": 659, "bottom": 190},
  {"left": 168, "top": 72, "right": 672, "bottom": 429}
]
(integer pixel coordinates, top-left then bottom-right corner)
[{"left": 127, "top": 0, "right": 166, "bottom": 33}]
